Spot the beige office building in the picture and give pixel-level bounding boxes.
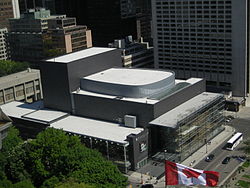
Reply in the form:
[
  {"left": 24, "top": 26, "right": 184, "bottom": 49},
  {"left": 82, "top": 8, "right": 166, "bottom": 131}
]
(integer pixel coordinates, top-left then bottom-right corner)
[{"left": 0, "top": 69, "right": 43, "bottom": 105}]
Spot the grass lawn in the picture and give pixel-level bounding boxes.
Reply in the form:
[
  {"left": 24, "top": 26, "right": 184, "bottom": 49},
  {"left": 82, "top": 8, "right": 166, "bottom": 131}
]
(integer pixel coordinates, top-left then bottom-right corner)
[
  {"left": 242, "top": 161, "right": 250, "bottom": 168},
  {"left": 236, "top": 180, "right": 250, "bottom": 188},
  {"left": 243, "top": 175, "right": 250, "bottom": 179}
]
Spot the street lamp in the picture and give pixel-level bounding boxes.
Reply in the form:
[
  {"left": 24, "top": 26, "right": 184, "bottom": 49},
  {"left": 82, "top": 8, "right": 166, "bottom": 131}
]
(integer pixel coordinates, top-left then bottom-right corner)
[
  {"left": 204, "top": 138, "right": 208, "bottom": 153},
  {"left": 164, "top": 149, "right": 167, "bottom": 160}
]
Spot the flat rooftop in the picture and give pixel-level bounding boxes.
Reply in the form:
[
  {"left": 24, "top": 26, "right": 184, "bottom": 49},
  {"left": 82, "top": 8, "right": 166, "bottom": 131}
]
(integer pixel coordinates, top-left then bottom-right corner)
[
  {"left": 0, "top": 101, "right": 68, "bottom": 124},
  {"left": 51, "top": 116, "right": 143, "bottom": 144},
  {"left": 83, "top": 68, "right": 174, "bottom": 86},
  {"left": 22, "top": 109, "right": 68, "bottom": 124},
  {"left": 150, "top": 92, "right": 223, "bottom": 128},
  {"left": 0, "top": 101, "right": 43, "bottom": 119},
  {"left": 46, "top": 47, "right": 116, "bottom": 63},
  {"left": 0, "top": 69, "right": 40, "bottom": 89}
]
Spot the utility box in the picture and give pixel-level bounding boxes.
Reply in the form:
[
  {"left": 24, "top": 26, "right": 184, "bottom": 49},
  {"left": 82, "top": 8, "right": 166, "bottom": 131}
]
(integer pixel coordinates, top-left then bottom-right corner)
[{"left": 124, "top": 115, "right": 136, "bottom": 128}]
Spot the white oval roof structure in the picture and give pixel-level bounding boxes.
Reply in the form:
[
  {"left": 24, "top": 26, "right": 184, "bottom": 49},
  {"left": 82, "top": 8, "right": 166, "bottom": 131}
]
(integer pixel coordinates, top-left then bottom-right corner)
[{"left": 80, "top": 68, "right": 175, "bottom": 98}]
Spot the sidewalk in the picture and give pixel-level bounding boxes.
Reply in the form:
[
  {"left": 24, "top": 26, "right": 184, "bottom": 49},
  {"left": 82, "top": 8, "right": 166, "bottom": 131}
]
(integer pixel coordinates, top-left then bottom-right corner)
[
  {"left": 128, "top": 126, "right": 235, "bottom": 188},
  {"left": 182, "top": 125, "right": 235, "bottom": 167}
]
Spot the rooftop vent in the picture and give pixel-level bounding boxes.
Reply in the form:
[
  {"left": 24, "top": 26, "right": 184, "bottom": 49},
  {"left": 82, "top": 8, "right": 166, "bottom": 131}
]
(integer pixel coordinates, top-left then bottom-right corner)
[{"left": 124, "top": 115, "right": 136, "bottom": 128}]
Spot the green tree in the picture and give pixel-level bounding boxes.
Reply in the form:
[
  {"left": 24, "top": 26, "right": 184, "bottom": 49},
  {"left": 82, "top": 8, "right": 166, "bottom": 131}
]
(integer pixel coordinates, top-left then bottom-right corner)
[
  {"left": 243, "top": 139, "right": 250, "bottom": 157},
  {"left": 25, "top": 128, "right": 128, "bottom": 187},
  {"left": 0, "top": 60, "right": 29, "bottom": 77},
  {"left": 0, "top": 126, "right": 23, "bottom": 180},
  {"left": 54, "top": 178, "right": 95, "bottom": 188}
]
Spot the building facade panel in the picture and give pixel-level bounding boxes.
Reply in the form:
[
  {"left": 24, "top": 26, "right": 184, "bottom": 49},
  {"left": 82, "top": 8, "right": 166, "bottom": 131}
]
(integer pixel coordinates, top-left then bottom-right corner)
[{"left": 152, "top": 0, "right": 248, "bottom": 97}]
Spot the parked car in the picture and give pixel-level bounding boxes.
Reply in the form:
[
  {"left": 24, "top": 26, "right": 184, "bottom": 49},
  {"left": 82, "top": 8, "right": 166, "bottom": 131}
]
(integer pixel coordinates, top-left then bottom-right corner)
[
  {"left": 205, "top": 154, "right": 215, "bottom": 162},
  {"left": 222, "top": 157, "right": 231, "bottom": 164},
  {"left": 141, "top": 184, "right": 154, "bottom": 188}
]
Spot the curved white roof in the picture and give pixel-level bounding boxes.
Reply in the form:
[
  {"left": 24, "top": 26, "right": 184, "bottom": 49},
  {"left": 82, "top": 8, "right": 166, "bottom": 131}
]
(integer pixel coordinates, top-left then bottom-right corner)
[{"left": 84, "top": 68, "right": 174, "bottom": 86}]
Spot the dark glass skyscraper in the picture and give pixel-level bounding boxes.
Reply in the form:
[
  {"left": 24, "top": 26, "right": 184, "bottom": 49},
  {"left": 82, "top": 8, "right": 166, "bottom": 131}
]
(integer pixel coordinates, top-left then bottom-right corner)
[{"left": 19, "top": 0, "right": 152, "bottom": 46}]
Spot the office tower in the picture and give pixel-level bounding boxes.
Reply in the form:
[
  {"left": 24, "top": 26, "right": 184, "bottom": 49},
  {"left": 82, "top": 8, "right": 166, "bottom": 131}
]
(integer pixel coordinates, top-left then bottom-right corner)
[
  {"left": 7, "top": 8, "right": 92, "bottom": 61},
  {"left": 20, "top": 0, "right": 153, "bottom": 46},
  {"left": 108, "top": 36, "right": 153, "bottom": 68},
  {"left": 152, "top": 0, "right": 248, "bottom": 97},
  {"left": 136, "top": 0, "right": 152, "bottom": 44},
  {"left": 6, "top": 8, "right": 52, "bottom": 61},
  {"left": 48, "top": 16, "right": 92, "bottom": 54},
  {"left": 19, "top": 0, "right": 57, "bottom": 14},
  {"left": 0, "top": 0, "right": 20, "bottom": 29},
  {"left": 0, "top": 28, "right": 8, "bottom": 60}
]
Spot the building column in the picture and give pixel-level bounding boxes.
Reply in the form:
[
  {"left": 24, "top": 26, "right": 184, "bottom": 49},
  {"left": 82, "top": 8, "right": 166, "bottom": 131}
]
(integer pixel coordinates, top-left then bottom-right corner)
[
  {"left": 106, "top": 141, "right": 109, "bottom": 160},
  {"left": 13, "top": 86, "right": 17, "bottom": 100},
  {"left": 38, "top": 78, "right": 43, "bottom": 99},
  {"left": 124, "top": 145, "right": 127, "bottom": 173},
  {"left": 33, "top": 80, "right": 37, "bottom": 101},
  {"left": 23, "top": 83, "right": 27, "bottom": 102},
  {"left": 89, "top": 137, "right": 92, "bottom": 149},
  {"left": 2, "top": 89, "right": 6, "bottom": 104}
]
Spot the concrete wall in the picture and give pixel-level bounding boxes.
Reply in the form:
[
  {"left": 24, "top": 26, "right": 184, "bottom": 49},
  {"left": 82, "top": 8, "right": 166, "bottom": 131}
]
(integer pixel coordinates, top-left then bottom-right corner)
[
  {"left": 127, "top": 129, "right": 149, "bottom": 170},
  {"left": 231, "top": 0, "right": 248, "bottom": 96},
  {"left": 153, "top": 79, "right": 206, "bottom": 118},
  {"left": 73, "top": 94, "right": 154, "bottom": 127},
  {"left": 40, "top": 49, "right": 122, "bottom": 112},
  {"left": 67, "top": 50, "right": 122, "bottom": 92}
]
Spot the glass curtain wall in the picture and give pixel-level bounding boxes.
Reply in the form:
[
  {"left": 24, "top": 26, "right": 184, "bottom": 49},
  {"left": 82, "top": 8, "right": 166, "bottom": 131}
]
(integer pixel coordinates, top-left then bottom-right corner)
[{"left": 161, "top": 96, "right": 225, "bottom": 162}]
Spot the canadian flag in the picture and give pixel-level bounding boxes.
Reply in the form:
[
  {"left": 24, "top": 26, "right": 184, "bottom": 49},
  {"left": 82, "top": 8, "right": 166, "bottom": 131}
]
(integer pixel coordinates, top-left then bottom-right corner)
[{"left": 165, "top": 160, "right": 219, "bottom": 187}]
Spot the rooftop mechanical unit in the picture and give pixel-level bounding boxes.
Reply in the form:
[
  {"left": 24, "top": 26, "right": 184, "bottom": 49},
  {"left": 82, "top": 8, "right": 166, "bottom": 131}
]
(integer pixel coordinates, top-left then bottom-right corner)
[{"left": 124, "top": 115, "right": 137, "bottom": 128}]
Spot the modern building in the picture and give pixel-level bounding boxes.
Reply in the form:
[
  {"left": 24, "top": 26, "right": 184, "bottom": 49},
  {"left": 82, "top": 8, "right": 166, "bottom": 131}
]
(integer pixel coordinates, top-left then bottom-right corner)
[
  {"left": 108, "top": 36, "right": 153, "bottom": 68},
  {"left": 0, "top": 28, "right": 8, "bottom": 60},
  {"left": 47, "top": 16, "right": 92, "bottom": 54},
  {"left": 0, "top": 0, "right": 20, "bottom": 29},
  {"left": 136, "top": 0, "right": 152, "bottom": 44},
  {"left": 21, "top": 0, "right": 152, "bottom": 46},
  {"left": 152, "top": 0, "right": 249, "bottom": 97},
  {"left": 0, "top": 48, "right": 225, "bottom": 172},
  {"left": 6, "top": 8, "right": 52, "bottom": 61},
  {"left": 7, "top": 8, "right": 92, "bottom": 61},
  {"left": 0, "top": 68, "right": 43, "bottom": 105}
]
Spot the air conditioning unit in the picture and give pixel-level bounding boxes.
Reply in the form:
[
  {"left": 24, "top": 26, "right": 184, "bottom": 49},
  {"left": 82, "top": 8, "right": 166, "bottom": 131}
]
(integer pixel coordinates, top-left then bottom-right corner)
[{"left": 124, "top": 115, "right": 136, "bottom": 128}]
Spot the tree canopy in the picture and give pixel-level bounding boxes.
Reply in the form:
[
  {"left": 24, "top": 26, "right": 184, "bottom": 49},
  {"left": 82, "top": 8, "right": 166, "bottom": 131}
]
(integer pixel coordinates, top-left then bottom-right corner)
[
  {"left": 0, "top": 127, "right": 128, "bottom": 188},
  {"left": 0, "top": 60, "right": 29, "bottom": 77}
]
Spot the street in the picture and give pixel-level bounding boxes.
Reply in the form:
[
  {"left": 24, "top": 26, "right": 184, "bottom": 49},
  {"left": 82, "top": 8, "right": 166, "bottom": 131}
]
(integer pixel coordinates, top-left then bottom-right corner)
[{"left": 195, "top": 106, "right": 250, "bottom": 184}]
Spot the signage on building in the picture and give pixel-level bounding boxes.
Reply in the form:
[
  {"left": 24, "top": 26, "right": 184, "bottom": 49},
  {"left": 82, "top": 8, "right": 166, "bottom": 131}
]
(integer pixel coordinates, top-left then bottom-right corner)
[{"left": 139, "top": 142, "right": 147, "bottom": 152}]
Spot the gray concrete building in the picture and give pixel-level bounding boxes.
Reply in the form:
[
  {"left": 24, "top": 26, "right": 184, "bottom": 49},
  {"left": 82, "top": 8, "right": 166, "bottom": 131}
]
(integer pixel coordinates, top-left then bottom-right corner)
[
  {"left": 0, "top": 69, "right": 43, "bottom": 105},
  {"left": 0, "top": 28, "right": 8, "bottom": 60},
  {"left": 152, "top": 0, "right": 249, "bottom": 97},
  {"left": 108, "top": 36, "right": 154, "bottom": 68},
  {"left": 1, "top": 48, "right": 225, "bottom": 172}
]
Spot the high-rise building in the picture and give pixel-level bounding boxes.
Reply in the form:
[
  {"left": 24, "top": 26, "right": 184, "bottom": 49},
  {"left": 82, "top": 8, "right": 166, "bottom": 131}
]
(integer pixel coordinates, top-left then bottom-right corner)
[
  {"left": 0, "top": 0, "right": 20, "bottom": 29},
  {"left": 152, "top": 0, "right": 249, "bottom": 97},
  {"left": 7, "top": 8, "right": 92, "bottom": 61},
  {"left": 19, "top": 0, "right": 153, "bottom": 46},
  {"left": 136, "top": 0, "right": 152, "bottom": 44},
  {"left": 0, "top": 28, "right": 8, "bottom": 60},
  {"left": 6, "top": 8, "right": 52, "bottom": 61},
  {"left": 48, "top": 16, "right": 92, "bottom": 54},
  {"left": 108, "top": 36, "right": 153, "bottom": 68}
]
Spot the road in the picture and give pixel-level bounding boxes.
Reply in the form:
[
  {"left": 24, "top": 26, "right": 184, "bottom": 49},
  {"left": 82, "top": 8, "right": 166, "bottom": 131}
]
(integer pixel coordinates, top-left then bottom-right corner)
[
  {"left": 195, "top": 107, "right": 250, "bottom": 184},
  {"left": 195, "top": 140, "right": 244, "bottom": 184}
]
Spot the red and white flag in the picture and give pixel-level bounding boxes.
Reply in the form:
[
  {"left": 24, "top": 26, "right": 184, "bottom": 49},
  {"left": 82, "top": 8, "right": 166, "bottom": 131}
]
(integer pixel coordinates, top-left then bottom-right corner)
[{"left": 165, "top": 160, "right": 219, "bottom": 187}]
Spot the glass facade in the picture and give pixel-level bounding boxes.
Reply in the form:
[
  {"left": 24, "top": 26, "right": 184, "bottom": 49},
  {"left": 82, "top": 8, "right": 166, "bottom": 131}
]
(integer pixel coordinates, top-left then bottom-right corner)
[
  {"left": 79, "top": 135, "right": 130, "bottom": 173},
  {"left": 158, "top": 95, "right": 225, "bottom": 162}
]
